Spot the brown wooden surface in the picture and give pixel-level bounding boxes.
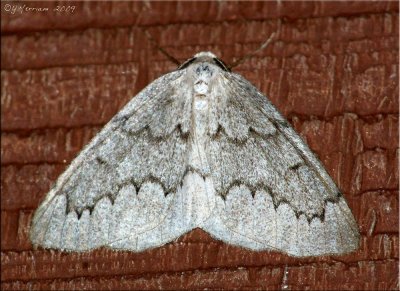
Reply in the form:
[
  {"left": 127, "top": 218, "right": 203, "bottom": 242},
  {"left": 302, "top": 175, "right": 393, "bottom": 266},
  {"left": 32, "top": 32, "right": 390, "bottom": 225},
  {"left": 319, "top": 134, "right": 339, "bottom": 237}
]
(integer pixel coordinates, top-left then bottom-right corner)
[{"left": 1, "top": 1, "right": 399, "bottom": 290}]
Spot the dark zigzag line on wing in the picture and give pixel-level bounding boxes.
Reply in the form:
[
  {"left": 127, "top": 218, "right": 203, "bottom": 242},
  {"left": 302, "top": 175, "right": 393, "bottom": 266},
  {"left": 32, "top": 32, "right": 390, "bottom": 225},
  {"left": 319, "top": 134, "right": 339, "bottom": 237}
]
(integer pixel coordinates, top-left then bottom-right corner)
[
  {"left": 209, "top": 123, "right": 276, "bottom": 144},
  {"left": 65, "top": 166, "right": 208, "bottom": 219},
  {"left": 120, "top": 121, "right": 190, "bottom": 141},
  {"left": 53, "top": 124, "right": 189, "bottom": 212},
  {"left": 218, "top": 180, "right": 342, "bottom": 223},
  {"left": 209, "top": 126, "right": 343, "bottom": 223}
]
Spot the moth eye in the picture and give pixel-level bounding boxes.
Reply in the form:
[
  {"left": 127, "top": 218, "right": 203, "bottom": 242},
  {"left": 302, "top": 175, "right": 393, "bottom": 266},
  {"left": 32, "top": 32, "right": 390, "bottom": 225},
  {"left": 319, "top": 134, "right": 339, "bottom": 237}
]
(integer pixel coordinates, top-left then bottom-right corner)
[
  {"left": 213, "top": 57, "right": 230, "bottom": 72},
  {"left": 178, "top": 57, "right": 196, "bottom": 70}
]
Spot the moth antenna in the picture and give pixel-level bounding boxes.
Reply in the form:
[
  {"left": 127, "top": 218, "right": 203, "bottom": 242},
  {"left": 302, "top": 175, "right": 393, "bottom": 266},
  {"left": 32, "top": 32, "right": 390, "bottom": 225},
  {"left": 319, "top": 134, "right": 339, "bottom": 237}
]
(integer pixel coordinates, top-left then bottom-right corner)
[
  {"left": 144, "top": 30, "right": 181, "bottom": 66},
  {"left": 229, "top": 32, "right": 276, "bottom": 70}
]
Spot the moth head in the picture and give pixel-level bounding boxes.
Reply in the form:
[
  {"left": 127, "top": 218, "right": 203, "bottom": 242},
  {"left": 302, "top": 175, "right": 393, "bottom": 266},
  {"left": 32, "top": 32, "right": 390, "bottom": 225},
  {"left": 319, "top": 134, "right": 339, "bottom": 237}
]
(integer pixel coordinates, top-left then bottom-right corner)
[{"left": 178, "top": 51, "right": 230, "bottom": 72}]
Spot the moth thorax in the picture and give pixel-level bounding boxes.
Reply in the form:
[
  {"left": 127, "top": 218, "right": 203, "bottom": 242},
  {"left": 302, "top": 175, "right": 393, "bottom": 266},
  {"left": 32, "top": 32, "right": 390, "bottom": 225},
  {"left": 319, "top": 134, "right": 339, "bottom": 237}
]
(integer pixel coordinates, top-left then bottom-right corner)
[{"left": 192, "top": 62, "right": 216, "bottom": 96}]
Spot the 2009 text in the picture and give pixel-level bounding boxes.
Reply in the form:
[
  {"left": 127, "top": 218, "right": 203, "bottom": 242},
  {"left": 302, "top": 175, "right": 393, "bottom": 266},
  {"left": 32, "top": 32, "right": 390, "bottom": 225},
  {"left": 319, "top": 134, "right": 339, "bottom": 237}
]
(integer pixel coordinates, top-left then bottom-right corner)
[{"left": 54, "top": 6, "right": 76, "bottom": 13}]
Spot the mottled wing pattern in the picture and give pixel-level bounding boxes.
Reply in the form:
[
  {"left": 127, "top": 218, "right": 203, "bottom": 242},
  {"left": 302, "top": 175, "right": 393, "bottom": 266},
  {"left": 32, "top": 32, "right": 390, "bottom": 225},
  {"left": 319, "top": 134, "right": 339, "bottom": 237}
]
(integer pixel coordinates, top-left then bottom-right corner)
[
  {"left": 30, "top": 70, "right": 197, "bottom": 252},
  {"left": 201, "top": 72, "right": 360, "bottom": 257}
]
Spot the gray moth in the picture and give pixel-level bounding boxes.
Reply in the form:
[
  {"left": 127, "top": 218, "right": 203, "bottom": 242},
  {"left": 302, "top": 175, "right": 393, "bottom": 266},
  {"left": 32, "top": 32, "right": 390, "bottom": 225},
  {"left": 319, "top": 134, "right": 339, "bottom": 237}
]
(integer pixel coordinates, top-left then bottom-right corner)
[{"left": 30, "top": 52, "right": 360, "bottom": 257}]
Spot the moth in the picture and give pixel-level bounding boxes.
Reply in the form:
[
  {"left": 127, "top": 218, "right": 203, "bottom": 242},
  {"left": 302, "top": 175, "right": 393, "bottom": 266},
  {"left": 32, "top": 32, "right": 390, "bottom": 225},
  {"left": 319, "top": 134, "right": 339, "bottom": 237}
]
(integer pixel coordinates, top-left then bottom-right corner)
[{"left": 30, "top": 52, "right": 360, "bottom": 257}]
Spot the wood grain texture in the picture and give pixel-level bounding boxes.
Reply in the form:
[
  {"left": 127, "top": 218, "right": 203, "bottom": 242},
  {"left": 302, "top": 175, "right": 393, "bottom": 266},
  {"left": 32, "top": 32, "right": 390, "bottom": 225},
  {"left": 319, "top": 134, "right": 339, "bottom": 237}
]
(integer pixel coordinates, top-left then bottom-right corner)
[{"left": 1, "top": 1, "right": 398, "bottom": 290}]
